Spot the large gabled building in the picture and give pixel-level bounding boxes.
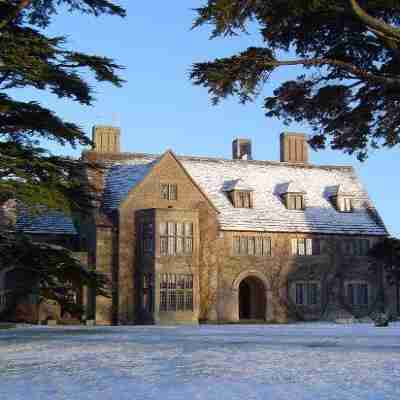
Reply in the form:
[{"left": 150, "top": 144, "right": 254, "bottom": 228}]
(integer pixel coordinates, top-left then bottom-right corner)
[
  {"left": 77, "top": 126, "right": 393, "bottom": 325},
  {"left": 2, "top": 126, "right": 396, "bottom": 324}
]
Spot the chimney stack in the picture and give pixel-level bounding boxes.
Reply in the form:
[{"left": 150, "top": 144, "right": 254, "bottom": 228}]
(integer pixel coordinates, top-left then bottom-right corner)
[
  {"left": 92, "top": 125, "right": 121, "bottom": 153},
  {"left": 232, "top": 138, "right": 252, "bottom": 160},
  {"left": 280, "top": 132, "right": 308, "bottom": 164}
]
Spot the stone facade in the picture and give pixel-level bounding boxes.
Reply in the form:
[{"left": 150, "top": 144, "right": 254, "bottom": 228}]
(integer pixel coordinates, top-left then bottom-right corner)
[
  {"left": 3, "top": 127, "right": 396, "bottom": 325},
  {"left": 75, "top": 128, "right": 395, "bottom": 325}
]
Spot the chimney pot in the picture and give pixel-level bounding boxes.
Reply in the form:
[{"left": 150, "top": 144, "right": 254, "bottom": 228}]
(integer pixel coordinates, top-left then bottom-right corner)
[
  {"left": 280, "top": 132, "right": 308, "bottom": 163},
  {"left": 92, "top": 125, "right": 121, "bottom": 153},
  {"left": 232, "top": 138, "right": 252, "bottom": 160}
]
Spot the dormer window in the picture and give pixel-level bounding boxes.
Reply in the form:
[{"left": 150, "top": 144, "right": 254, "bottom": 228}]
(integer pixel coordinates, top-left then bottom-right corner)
[
  {"left": 331, "top": 185, "right": 355, "bottom": 213},
  {"left": 237, "top": 191, "right": 252, "bottom": 208},
  {"left": 280, "top": 181, "right": 306, "bottom": 211},
  {"left": 223, "top": 179, "right": 254, "bottom": 209},
  {"left": 287, "top": 194, "right": 305, "bottom": 210},
  {"left": 341, "top": 197, "right": 353, "bottom": 212}
]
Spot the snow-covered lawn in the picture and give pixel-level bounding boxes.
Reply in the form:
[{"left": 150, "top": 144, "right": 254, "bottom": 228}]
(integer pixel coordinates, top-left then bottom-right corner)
[{"left": 1, "top": 323, "right": 400, "bottom": 400}]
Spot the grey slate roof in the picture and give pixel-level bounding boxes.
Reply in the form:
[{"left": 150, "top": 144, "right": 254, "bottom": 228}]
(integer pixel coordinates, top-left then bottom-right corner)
[
  {"left": 100, "top": 153, "right": 388, "bottom": 236},
  {"left": 16, "top": 209, "right": 77, "bottom": 235}
]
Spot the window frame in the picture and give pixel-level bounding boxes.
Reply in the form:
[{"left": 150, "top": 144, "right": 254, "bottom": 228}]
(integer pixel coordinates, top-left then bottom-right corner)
[
  {"left": 159, "top": 273, "right": 194, "bottom": 312},
  {"left": 160, "top": 183, "right": 178, "bottom": 201},
  {"left": 141, "top": 273, "right": 154, "bottom": 312},
  {"left": 233, "top": 236, "right": 272, "bottom": 257},
  {"left": 234, "top": 190, "right": 253, "bottom": 208},
  {"left": 346, "top": 281, "right": 369, "bottom": 306},
  {"left": 160, "top": 221, "right": 194, "bottom": 256},
  {"left": 294, "top": 281, "right": 320, "bottom": 306},
  {"left": 342, "top": 239, "right": 370, "bottom": 256},
  {"left": 286, "top": 194, "right": 305, "bottom": 210},
  {"left": 291, "top": 238, "right": 322, "bottom": 256}
]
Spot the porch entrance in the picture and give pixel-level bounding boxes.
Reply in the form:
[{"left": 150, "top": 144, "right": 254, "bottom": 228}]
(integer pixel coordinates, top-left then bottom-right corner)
[{"left": 238, "top": 276, "right": 266, "bottom": 320}]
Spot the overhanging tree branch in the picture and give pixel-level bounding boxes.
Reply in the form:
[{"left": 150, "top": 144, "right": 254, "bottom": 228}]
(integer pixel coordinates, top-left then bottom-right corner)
[
  {"left": 0, "top": 0, "right": 32, "bottom": 30},
  {"left": 349, "top": 0, "right": 400, "bottom": 43}
]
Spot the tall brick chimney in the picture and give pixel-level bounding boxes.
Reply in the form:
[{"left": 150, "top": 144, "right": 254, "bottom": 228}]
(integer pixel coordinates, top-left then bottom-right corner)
[
  {"left": 280, "top": 132, "right": 308, "bottom": 164},
  {"left": 232, "top": 138, "right": 252, "bottom": 160},
  {"left": 92, "top": 125, "right": 121, "bottom": 153}
]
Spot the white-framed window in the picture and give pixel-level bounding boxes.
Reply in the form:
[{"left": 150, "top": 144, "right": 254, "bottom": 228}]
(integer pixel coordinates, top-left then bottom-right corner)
[
  {"left": 291, "top": 238, "right": 322, "bottom": 256},
  {"left": 294, "top": 282, "right": 319, "bottom": 306},
  {"left": 159, "top": 273, "right": 193, "bottom": 312},
  {"left": 342, "top": 239, "right": 370, "bottom": 256},
  {"left": 233, "top": 236, "right": 272, "bottom": 256},
  {"left": 160, "top": 222, "right": 193, "bottom": 256},
  {"left": 160, "top": 183, "right": 178, "bottom": 201},
  {"left": 347, "top": 282, "right": 369, "bottom": 306}
]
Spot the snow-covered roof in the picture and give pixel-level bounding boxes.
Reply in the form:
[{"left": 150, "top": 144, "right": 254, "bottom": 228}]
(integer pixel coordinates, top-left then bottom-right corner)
[
  {"left": 277, "top": 181, "right": 306, "bottom": 195},
  {"left": 222, "top": 179, "right": 254, "bottom": 192},
  {"left": 99, "top": 153, "right": 387, "bottom": 236}
]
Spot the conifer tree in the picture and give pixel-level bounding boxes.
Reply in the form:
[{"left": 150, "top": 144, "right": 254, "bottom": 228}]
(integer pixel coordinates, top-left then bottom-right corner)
[
  {"left": 191, "top": 0, "right": 400, "bottom": 161},
  {"left": 0, "top": 0, "right": 125, "bottom": 314}
]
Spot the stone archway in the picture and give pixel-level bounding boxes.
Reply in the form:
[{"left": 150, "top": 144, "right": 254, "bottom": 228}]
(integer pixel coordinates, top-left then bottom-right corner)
[
  {"left": 232, "top": 270, "right": 272, "bottom": 321},
  {"left": 239, "top": 276, "right": 266, "bottom": 320}
]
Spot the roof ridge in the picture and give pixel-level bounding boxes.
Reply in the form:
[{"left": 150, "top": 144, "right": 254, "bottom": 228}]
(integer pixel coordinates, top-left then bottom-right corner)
[{"left": 83, "top": 150, "right": 355, "bottom": 172}]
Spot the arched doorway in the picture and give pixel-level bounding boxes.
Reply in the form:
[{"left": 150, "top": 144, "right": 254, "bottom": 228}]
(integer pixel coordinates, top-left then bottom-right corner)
[{"left": 239, "top": 276, "right": 266, "bottom": 320}]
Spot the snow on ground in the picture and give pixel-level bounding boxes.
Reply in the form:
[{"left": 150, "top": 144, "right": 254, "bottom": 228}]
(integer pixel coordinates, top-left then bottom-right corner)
[{"left": 1, "top": 323, "right": 400, "bottom": 400}]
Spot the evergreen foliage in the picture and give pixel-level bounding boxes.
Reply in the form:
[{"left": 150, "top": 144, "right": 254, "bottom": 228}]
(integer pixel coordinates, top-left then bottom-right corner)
[
  {"left": 0, "top": 0, "right": 125, "bottom": 313},
  {"left": 191, "top": 0, "right": 400, "bottom": 161}
]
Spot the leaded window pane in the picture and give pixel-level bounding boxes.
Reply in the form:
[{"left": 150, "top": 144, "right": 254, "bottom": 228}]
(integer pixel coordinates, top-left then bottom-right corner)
[
  {"left": 185, "top": 291, "right": 193, "bottom": 310},
  {"left": 295, "top": 195, "right": 303, "bottom": 210},
  {"left": 348, "top": 284, "right": 355, "bottom": 305},
  {"left": 177, "top": 275, "right": 185, "bottom": 289},
  {"left": 185, "top": 237, "right": 193, "bottom": 253},
  {"left": 161, "top": 274, "right": 168, "bottom": 289},
  {"left": 360, "top": 239, "right": 370, "bottom": 256},
  {"left": 168, "top": 236, "right": 176, "bottom": 255},
  {"left": 288, "top": 195, "right": 295, "bottom": 210},
  {"left": 307, "top": 283, "right": 318, "bottom": 305},
  {"left": 248, "top": 237, "right": 255, "bottom": 255},
  {"left": 185, "top": 223, "right": 193, "bottom": 237},
  {"left": 240, "top": 237, "right": 248, "bottom": 254},
  {"left": 160, "top": 237, "right": 168, "bottom": 255},
  {"left": 312, "top": 239, "right": 321, "bottom": 255},
  {"left": 298, "top": 239, "right": 305, "bottom": 256},
  {"left": 160, "top": 291, "right": 167, "bottom": 311},
  {"left": 161, "top": 184, "right": 169, "bottom": 200},
  {"left": 233, "top": 237, "right": 241, "bottom": 255},
  {"left": 255, "top": 237, "right": 263, "bottom": 256},
  {"left": 296, "top": 283, "right": 304, "bottom": 305},
  {"left": 306, "top": 239, "right": 313, "bottom": 255},
  {"left": 186, "top": 275, "right": 193, "bottom": 289},
  {"left": 168, "top": 290, "right": 176, "bottom": 311},
  {"left": 291, "top": 238, "right": 298, "bottom": 255},
  {"left": 177, "top": 291, "right": 185, "bottom": 310},
  {"left": 176, "top": 237, "right": 184, "bottom": 254},
  {"left": 169, "top": 184, "right": 178, "bottom": 201},
  {"left": 263, "top": 238, "right": 271, "bottom": 256}
]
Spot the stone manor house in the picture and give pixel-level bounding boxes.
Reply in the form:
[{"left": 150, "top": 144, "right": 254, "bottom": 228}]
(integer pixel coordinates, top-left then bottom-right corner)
[{"left": 1, "top": 126, "right": 398, "bottom": 324}]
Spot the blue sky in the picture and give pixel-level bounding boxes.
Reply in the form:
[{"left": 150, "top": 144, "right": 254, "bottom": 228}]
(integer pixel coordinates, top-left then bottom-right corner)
[{"left": 15, "top": 0, "right": 400, "bottom": 236}]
